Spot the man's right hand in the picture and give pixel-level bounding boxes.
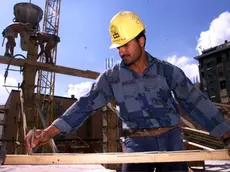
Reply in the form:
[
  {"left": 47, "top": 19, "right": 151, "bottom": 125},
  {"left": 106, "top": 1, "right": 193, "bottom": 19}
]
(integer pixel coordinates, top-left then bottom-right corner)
[
  {"left": 24, "top": 125, "right": 60, "bottom": 153},
  {"left": 24, "top": 129, "right": 50, "bottom": 153},
  {"left": 221, "top": 131, "right": 230, "bottom": 156}
]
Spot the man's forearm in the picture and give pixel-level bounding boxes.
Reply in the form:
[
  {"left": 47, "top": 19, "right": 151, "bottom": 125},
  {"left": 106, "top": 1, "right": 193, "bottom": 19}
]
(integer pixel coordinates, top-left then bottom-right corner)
[
  {"left": 168, "top": 65, "right": 230, "bottom": 138},
  {"left": 37, "top": 44, "right": 44, "bottom": 58},
  {"left": 48, "top": 72, "right": 113, "bottom": 136},
  {"left": 44, "top": 125, "right": 61, "bottom": 139}
]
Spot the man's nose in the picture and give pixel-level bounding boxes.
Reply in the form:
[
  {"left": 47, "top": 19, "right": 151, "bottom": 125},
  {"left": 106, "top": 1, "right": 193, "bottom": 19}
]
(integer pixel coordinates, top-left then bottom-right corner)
[{"left": 118, "top": 45, "right": 127, "bottom": 54}]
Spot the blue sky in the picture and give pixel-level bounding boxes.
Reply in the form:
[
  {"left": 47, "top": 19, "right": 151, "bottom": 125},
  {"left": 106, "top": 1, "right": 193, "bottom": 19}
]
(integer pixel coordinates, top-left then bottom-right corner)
[{"left": 0, "top": 0, "right": 230, "bottom": 104}]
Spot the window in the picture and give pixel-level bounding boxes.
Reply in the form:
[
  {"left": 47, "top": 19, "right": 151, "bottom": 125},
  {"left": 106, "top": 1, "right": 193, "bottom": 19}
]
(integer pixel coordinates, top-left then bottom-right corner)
[
  {"left": 207, "top": 74, "right": 212, "bottom": 78},
  {"left": 201, "top": 72, "right": 204, "bottom": 78},
  {"left": 220, "top": 80, "right": 227, "bottom": 90},
  {"left": 200, "top": 60, "right": 203, "bottom": 68},
  {"left": 216, "top": 56, "right": 222, "bottom": 64},
  {"left": 218, "top": 72, "right": 224, "bottom": 77},
  {"left": 210, "top": 87, "right": 216, "bottom": 91},
  {"left": 227, "top": 52, "right": 230, "bottom": 61}
]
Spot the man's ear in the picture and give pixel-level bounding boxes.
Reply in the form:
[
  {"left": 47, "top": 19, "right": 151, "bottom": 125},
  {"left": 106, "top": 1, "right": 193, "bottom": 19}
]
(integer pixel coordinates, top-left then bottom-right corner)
[{"left": 138, "top": 36, "right": 145, "bottom": 48}]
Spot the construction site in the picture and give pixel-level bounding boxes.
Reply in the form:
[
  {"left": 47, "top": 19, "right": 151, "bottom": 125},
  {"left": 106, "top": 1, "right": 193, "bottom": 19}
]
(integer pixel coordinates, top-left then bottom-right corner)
[{"left": 0, "top": 1, "right": 230, "bottom": 172}]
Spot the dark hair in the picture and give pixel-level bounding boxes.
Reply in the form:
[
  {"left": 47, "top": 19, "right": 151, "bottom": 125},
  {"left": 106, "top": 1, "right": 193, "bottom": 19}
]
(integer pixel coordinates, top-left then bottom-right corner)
[
  {"left": 2, "top": 29, "right": 6, "bottom": 37},
  {"left": 135, "top": 29, "right": 146, "bottom": 47}
]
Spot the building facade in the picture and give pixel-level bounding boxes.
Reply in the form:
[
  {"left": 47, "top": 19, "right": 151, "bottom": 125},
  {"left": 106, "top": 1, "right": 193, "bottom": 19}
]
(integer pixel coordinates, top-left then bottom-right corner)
[
  {"left": 2, "top": 90, "right": 122, "bottom": 154},
  {"left": 194, "top": 40, "right": 230, "bottom": 103}
]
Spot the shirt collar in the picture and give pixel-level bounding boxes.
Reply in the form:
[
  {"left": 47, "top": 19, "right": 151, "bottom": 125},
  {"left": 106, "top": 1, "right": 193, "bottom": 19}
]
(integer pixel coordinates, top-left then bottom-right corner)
[{"left": 120, "top": 51, "right": 156, "bottom": 68}]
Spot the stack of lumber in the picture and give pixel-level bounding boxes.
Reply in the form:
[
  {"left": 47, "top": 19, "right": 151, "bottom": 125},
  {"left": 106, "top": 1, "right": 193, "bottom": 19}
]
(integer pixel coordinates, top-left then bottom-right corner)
[
  {"left": 178, "top": 102, "right": 229, "bottom": 149},
  {"left": 182, "top": 127, "right": 224, "bottom": 149}
]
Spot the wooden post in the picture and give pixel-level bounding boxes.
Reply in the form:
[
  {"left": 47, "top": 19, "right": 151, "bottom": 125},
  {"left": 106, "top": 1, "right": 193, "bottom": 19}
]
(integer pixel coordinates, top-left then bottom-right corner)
[{"left": 102, "top": 100, "right": 120, "bottom": 170}]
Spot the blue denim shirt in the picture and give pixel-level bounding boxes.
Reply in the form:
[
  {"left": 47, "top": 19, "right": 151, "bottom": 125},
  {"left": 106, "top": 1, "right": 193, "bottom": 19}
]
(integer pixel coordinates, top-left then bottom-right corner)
[{"left": 52, "top": 52, "right": 230, "bottom": 138}]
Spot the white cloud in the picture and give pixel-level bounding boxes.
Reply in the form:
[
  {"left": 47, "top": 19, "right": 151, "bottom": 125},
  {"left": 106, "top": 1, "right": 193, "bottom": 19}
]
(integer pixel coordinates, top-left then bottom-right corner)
[
  {"left": 66, "top": 82, "right": 93, "bottom": 100},
  {"left": 170, "top": 11, "right": 230, "bottom": 83},
  {"left": 196, "top": 11, "right": 230, "bottom": 54},
  {"left": 166, "top": 55, "right": 199, "bottom": 82},
  {"left": 66, "top": 55, "right": 200, "bottom": 99},
  {"left": 0, "top": 73, "right": 19, "bottom": 104},
  {"left": 66, "top": 55, "right": 200, "bottom": 100},
  {"left": 64, "top": 11, "right": 230, "bottom": 99}
]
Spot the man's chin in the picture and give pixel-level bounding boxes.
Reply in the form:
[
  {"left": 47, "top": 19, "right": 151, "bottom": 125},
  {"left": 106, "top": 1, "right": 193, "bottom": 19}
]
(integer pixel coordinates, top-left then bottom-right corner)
[{"left": 122, "top": 60, "right": 132, "bottom": 66}]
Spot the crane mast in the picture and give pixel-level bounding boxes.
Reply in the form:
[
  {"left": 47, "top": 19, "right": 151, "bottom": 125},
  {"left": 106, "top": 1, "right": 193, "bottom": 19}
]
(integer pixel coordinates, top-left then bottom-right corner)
[{"left": 36, "top": 0, "right": 61, "bottom": 152}]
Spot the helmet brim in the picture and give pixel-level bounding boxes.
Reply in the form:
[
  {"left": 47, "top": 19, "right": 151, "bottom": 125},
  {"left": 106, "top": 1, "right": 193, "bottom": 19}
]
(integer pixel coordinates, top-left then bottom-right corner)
[
  {"left": 109, "top": 38, "right": 132, "bottom": 49},
  {"left": 109, "top": 43, "right": 121, "bottom": 49}
]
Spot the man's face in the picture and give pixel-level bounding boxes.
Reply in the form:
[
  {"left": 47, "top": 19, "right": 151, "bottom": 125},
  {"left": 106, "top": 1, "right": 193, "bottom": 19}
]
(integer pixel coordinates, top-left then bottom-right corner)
[{"left": 118, "top": 38, "right": 143, "bottom": 66}]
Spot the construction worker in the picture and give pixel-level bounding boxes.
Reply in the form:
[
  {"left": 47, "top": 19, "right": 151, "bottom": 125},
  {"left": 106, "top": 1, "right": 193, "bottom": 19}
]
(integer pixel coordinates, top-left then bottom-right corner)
[
  {"left": 25, "top": 11, "right": 230, "bottom": 172},
  {"left": 2, "top": 22, "right": 27, "bottom": 57},
  {"left": 33, "top": 32, "right": 60, "bottom": 64}
]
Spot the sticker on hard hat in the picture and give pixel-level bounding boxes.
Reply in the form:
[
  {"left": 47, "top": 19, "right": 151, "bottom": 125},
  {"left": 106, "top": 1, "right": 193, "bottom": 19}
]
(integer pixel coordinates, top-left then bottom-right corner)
[
  {"left": 110, "top": 25, "right": 120, "bottom": 39},
  {"left": 113, "top": 38, "right": 126, "bottom": 43},
  {"left": 131, "top": 15, "right": 140, "bottom": 24}
]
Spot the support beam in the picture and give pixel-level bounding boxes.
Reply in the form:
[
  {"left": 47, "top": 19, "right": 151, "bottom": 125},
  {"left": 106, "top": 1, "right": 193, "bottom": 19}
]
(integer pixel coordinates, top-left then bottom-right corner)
[
  {"left": 0, "top": 55, "right": 100, "bottom": 79},
  {"left": 3, "top": 149, "right": 230, "bottom": 165}
]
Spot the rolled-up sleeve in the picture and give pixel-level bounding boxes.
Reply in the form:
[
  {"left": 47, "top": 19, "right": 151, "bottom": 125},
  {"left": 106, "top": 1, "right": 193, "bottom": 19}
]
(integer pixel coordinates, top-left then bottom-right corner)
[
  {"left": 165, "top": 63, "right": 230, "bottom": 138},
  {"left": 52, "top": 72, "right": 114, "bottom": 135}
]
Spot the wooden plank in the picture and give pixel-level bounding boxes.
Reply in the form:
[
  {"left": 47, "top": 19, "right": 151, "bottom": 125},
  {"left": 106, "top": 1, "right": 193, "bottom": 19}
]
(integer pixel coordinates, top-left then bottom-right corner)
[
  {"left": 182, "top": 127, "right": 224, "bottom": 149},
  {"left": 0, "top": 55, "right": 100, "bottom": 79},
  {"left": 183, "top": 140, "right": 215, "bottom": 151},
  {"left": 0, "top": 165, "right": 116, "bottom": 172},
  {"left": 3, "top": 149, "right": 230, "bottom": 165},
  {"left": 182, "top": 127, "right": 210, "bottom": 135},
  {"left": 184, "top": 142, "right": 206, "bottom": 170}
]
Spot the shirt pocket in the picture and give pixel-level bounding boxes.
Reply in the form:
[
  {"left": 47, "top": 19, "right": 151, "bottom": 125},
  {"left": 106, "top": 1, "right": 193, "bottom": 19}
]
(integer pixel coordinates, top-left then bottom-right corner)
[
  {"left": 144, "top": 84, "right": 157, "bottom": 96},
  {"left": 144, "top": 83, "right": 165, "bottom": 108},
  {"left": 122, "top": 80, "right": 138, "bottom": 99},
  {"left": 122, "top": 81, "right": 142, "bottom": 113}
]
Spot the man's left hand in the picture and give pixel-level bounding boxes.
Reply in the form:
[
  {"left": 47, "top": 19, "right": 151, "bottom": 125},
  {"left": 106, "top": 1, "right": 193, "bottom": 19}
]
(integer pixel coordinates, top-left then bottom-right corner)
[
  {"left": 225, "top": 139, "right": 230, "bottom": 156},
  {"left": 221, "top": 131, "right": 230, "bottom": 156}
]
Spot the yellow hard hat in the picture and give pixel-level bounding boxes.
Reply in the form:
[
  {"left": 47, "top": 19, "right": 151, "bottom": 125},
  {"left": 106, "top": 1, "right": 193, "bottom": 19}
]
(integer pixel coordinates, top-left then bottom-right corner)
[{"left": 109, "top": 11, "right": 145, "bottom": 49}]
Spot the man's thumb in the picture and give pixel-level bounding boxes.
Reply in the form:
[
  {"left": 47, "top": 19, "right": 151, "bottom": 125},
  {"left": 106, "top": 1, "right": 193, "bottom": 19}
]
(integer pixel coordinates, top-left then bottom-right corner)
[{"left": 32, "top": 139, "right": 39, "bottom": 148}]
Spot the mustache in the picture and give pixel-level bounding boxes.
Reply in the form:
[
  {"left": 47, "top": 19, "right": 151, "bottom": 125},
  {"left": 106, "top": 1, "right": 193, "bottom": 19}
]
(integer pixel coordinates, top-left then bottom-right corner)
[{"left": 120, "top": 54, "right": 130, "bottom": 58}]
